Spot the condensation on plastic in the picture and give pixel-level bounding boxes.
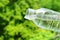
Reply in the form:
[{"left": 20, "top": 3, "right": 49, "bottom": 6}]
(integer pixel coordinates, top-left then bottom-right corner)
[{"left": 24, "top": 8, "right": 60, "bottom": 32}]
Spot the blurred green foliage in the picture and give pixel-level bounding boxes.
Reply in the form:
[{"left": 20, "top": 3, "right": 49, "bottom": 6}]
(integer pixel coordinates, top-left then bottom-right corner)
[{"left": 0, "top": 0, "right": 60, "bottom": 40}]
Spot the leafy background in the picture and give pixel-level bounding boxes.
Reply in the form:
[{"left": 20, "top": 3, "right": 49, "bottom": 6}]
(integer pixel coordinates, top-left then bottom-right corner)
[{"left": 0, "top": 0, "right": 60, "bottom": 40}]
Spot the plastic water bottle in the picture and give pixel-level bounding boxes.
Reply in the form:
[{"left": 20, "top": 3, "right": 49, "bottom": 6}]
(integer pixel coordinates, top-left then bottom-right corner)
[{"left": 24, "top": 8, "right": 60, "bottom": 32}]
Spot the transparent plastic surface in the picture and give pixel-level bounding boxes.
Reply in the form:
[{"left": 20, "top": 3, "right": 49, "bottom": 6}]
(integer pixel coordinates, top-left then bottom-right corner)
[{"left": 24, "top": 8, "right": 60, "bottom": 32}]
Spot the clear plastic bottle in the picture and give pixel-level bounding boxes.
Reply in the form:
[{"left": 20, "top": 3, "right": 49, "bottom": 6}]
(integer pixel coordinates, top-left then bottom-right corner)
[{"left": 24, "top": 8, "right": 60, "bottom": 32}]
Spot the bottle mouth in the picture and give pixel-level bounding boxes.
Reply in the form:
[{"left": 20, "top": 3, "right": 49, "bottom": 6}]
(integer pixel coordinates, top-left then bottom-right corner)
[{"left": 24, "top": 8, "right": 36, "bottom": 20}]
